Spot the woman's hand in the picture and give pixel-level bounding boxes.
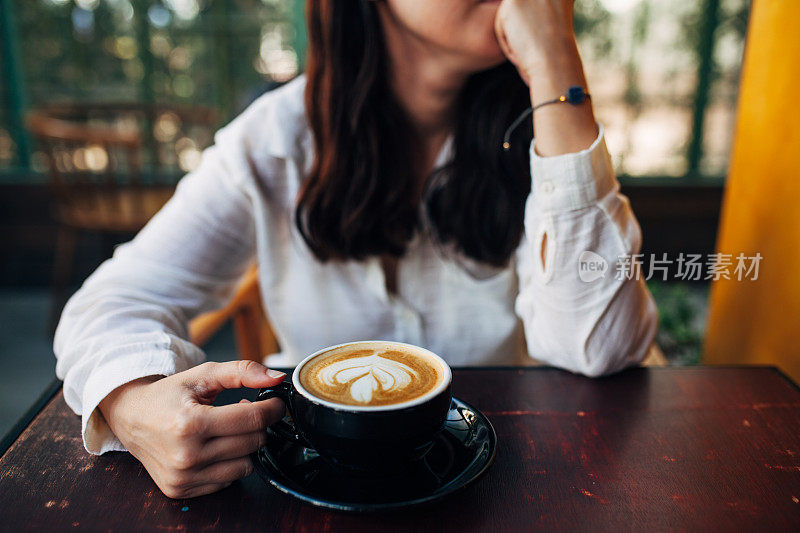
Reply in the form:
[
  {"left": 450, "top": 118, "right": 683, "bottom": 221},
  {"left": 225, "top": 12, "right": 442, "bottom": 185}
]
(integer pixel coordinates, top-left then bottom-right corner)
[
  {"left": 494, "top": 0, "right": 576, "bottom": 85},
  {"left": 494, "top": 0, "right": 598, "bottom": 156},
  {"left": 98, "top": 361, "right": 286, "bottom": 499}
]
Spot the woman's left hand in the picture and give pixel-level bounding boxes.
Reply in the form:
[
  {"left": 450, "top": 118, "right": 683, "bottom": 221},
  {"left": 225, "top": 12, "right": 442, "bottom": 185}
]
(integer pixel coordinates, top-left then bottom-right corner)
[{"left": 494, "top": 0, "right": 577, "bottom": 85}]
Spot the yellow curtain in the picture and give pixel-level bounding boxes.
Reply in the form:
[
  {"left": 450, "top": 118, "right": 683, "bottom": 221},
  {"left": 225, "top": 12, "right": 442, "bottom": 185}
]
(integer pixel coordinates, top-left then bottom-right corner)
[{"left": 704, "top": 0, "right": 800, "bottom": 381}]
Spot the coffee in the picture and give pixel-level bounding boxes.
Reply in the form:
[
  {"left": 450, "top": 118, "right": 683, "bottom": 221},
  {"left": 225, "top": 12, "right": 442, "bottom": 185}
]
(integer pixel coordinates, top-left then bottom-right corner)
[{"left": 298, "top": 342, "right": 445, "bottom": 407}]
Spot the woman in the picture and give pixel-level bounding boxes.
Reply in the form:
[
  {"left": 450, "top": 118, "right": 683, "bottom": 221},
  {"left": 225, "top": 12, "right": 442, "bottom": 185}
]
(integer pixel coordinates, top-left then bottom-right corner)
[{"left": 55, "top": 0, "right": 657, "bottom": 498}]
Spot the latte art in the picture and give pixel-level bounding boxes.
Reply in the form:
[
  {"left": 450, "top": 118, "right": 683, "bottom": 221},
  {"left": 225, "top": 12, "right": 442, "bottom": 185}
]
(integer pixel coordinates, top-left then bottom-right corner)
[
  {"left": 298, "top": 343, "right": 444, "bottom": 407},
  {"left": 318, "top": 353, "right": 418, "bottom": 403}
]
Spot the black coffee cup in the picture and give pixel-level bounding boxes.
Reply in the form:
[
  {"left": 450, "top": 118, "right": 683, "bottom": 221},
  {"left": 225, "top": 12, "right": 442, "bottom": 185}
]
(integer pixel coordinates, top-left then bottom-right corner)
[{"left": 256, "top": 341, "right": 453, "bottom": 475}]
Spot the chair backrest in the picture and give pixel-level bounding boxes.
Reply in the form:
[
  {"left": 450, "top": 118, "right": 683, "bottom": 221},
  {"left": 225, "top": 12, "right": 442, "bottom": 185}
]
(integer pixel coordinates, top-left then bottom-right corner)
[
  {"left": 29, "top": 102, "right": 218, "bottom": 178},
  {"left": 190, "top": 265, "right": 280, "bottom": 362},
  {"left": 703, "top": 0, "right": 800, "bottom": 383},
  {"left": 28, "top": 110, "right": 144, "bottom": 207},
  {"left": 28, "top": 103, "right": 218, "bottom": 232}
]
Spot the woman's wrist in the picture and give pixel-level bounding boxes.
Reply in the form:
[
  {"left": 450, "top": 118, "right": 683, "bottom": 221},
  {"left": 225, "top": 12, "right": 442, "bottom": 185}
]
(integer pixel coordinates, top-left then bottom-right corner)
[
  {"left": 98, "top": 375, "right": 162, "bottom": 428},
  {"left": 519, "top": 33, "right": 580, "bottom": 78},
  {"left": 523, "top": 39, "right": 586, "bottom": 100},
  {"left": 524, "top": 43, "right": 599, "bottom": 156}
]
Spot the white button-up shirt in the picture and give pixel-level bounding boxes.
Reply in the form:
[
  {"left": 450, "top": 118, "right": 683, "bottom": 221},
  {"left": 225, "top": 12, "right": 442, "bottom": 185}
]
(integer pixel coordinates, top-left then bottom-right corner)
[{"left": 54, "top": 76, "right": 658, "bottom": 455}]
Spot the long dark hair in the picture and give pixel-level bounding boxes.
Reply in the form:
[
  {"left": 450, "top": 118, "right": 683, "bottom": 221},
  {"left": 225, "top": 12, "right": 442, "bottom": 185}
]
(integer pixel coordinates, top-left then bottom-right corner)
[{"left": 296, "top": 0, "right": 532, "bottom": 267}]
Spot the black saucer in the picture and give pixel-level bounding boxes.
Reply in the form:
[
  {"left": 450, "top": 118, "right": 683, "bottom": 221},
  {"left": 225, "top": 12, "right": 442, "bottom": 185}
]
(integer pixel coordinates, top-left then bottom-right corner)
[{"left": 252, "top": 397, "right": 497, "bottom": 512}]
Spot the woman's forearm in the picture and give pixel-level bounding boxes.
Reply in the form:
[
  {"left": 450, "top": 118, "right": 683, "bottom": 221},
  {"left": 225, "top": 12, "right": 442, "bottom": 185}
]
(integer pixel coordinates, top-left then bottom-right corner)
[
  {"left": 526, "top": 42, "right": 599, "bottom": 157},
  {"left": 514, "top": 132, "right": 659, "bottom": 376},
  {"left": 495, "top": 0, "right": 599, "bottom": 156},
  {"left": 54, "top": 113, "right": 260, "bottom": 455}
]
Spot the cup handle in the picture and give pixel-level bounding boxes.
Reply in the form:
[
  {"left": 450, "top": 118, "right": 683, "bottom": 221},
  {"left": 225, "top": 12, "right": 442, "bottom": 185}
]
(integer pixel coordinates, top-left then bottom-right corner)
[{"left": 256, "top": 381, "right": 308, "bottom": 445}]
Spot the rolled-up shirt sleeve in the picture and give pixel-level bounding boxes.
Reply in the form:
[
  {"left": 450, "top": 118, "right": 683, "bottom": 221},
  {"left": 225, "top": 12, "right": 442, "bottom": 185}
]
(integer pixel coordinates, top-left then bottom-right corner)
[
  {"left": 515, "top": 124, "right": 659, "bottom": 377},
  {"left": 54, "top": 116, "right": 259, "bottom": 455}
]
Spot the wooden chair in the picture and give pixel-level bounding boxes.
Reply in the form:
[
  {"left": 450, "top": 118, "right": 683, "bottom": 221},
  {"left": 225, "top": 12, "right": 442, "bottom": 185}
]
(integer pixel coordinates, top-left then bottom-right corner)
[
  {"left": 190, "top": 264, "right": 666, "bottom": 366},
  {"left": 28, "top": 103, "right": 218, "bottom": 330},
  {"left": 190, "top": 265, "right": 280, "bottom": 361},
  {"left": 643, "top": 343, "right": 667, "bottom": 366}
]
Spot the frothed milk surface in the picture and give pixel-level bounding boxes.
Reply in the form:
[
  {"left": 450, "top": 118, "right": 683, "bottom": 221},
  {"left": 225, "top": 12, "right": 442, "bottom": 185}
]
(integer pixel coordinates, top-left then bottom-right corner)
[{"left": 298, "top": 343, "right": 444, "bottom": 407}]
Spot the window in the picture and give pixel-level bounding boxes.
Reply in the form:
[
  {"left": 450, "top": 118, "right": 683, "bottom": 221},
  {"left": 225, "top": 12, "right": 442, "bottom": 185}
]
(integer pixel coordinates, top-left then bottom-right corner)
[{"left": 0, "top": 0, "right": 748, "bottom": 181}]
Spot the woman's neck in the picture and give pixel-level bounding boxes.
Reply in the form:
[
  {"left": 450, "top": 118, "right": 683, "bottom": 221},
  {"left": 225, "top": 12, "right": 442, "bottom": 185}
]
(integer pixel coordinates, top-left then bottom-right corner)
[{"left": 377, "top": 6, "right": 470, "bottom": 142}]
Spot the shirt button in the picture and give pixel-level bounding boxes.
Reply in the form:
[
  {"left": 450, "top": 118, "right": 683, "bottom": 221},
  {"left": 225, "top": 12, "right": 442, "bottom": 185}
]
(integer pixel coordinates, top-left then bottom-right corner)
[{"left": 541, "top": 181, "right": 555, "bottom": 194}]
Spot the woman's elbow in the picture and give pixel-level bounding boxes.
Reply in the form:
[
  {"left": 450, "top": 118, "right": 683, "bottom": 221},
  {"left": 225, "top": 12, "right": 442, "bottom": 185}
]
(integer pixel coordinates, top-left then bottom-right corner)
[
  {"left": 527, "top": 289, "right": 659, "bottom": 378},
  {"left": 579, "top": 291, "right": 659, "bottom": 377}
]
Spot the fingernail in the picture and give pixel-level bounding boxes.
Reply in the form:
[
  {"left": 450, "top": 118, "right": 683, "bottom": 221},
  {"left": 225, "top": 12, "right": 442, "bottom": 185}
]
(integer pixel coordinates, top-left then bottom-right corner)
[
  {"left": 239, "top": 398, "right": 251, "bottom": 404},
  {"left": 265, "top": 369, "right": 285, "bottom": 379}
]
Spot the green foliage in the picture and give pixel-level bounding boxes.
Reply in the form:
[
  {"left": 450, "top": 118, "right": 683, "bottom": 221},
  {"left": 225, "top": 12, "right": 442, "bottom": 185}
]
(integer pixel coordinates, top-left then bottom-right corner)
[
  {"left": 680, "top": 0, "right": 750, "bottom": 79},
  {"left": 647, "top": 281, "right": 709, "bottom": 365},
  {"left": 13, "top": 0, "right": 293, "bottom": 115},
  {"left": 574, "top": 0, "right": 613, "bottom": 58}
]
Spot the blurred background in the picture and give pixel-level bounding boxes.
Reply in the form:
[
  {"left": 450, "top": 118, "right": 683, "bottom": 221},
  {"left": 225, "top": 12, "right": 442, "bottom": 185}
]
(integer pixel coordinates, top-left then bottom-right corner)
[{"left": 0, "top": 0, "right": 751, "bottom": 435}]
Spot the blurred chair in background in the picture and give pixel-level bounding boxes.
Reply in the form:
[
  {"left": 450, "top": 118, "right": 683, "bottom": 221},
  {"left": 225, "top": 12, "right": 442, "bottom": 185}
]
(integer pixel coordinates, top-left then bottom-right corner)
[
  {"left": 704, "top": 0, "right": 800, "bottom": 382},
  {"left": 27, "top": 103, "right": 218, "bottom": 330}
]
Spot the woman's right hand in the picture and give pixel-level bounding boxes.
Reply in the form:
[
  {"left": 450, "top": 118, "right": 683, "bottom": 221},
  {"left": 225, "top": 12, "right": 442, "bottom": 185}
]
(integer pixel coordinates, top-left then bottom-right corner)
[{"left": 98, "top": 360, "right": 286, "bottom": 499}]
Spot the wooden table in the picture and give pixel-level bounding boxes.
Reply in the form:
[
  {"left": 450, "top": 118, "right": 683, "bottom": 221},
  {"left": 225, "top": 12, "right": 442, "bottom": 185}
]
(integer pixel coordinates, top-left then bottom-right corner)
[{"left": 1, "top": 367, "right": 799, "bottom": 531}]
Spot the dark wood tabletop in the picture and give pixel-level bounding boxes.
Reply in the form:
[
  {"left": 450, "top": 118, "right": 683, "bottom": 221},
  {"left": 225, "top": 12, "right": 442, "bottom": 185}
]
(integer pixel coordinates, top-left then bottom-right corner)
[{"left": 1, "top": 366, "right": 799, "bottom": 531}]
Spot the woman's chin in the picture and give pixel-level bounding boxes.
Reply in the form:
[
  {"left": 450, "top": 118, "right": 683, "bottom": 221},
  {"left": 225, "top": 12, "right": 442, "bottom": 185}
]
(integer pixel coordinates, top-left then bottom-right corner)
[{"left": 471, "top": 42, "right": 509, "bottom": 70}]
